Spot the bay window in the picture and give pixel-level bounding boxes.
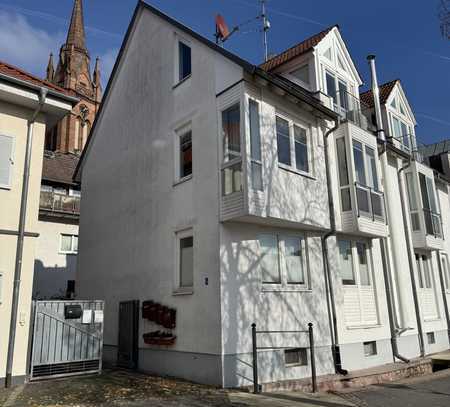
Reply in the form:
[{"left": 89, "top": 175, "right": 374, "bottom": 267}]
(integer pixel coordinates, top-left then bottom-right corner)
[
  {"left": 390, "top": 113, "right": 412, "bottom": 153},
  {"left": 419, "top": 173, "right": 442, "bottom": 238},
  {"left": 336, "top": 138, "right": 351, "bottom": 211},
  {"left": 259, "top": 234, "right": 309, "bottom": 288},
  {"left": 221, "top": 103, "right": 242, "bottom": 196},
  {"left": 249, "top": 99, "right": 263, "bottom": 190},
  {"left": 276, "top": 115, "right": 311, "bottom": 175}
]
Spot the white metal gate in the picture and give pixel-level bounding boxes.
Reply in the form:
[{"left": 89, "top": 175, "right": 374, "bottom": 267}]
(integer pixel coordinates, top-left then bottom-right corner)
[{"left": 29, "top": 300, "right": 104, "bottom": 380}]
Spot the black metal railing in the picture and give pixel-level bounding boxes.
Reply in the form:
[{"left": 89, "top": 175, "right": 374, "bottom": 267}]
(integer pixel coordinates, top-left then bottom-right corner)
[
  {"left": 39, "top": 191, "right": 80, "bottom": 215},
  {"left": 354, "top": 182, "right": 385, "bottom": 222},
  {"left": 423, "top": 208, "right": 443, "bottom": 239},
  {"left": 251, "top": 323, "right": 317, "bottom": 394}
]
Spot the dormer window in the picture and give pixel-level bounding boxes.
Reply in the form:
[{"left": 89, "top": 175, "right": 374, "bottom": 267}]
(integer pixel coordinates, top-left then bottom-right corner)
[{"left": 390, "top": 114, "right": 412, "bottom": 153}]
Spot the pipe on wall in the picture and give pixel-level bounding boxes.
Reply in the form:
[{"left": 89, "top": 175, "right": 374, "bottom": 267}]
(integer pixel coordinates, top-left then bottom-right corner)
[
  {"left": 367, "top": 55, "right": 410, "bottom": 363},
  {"left": 5, "top": 87, "right": 48, "bottom": 388},
  {"left": 321, "top": 117, "right": 348, "bottom": 375}
]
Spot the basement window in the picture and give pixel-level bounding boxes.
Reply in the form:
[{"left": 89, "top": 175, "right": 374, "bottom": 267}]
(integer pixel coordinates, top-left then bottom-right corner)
[
  {"left": 363, "top": 341, "right": 377, "bottom": 357},
  {"left": 284, "top": 348, "right": 307, "bottom": 366},
  {"left": 427, "top": 332, "right": 436, "bottom": 344}
]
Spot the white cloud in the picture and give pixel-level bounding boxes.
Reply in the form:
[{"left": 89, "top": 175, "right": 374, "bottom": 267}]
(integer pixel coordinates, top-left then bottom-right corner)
[{"left": 0, "top": 10, "right": 63, "bottom": 77}]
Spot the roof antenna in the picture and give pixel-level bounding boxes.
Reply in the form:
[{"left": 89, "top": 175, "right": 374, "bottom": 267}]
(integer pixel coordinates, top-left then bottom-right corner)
[{"left": 261, "top": 0, "right": 271, "bottom": 61}]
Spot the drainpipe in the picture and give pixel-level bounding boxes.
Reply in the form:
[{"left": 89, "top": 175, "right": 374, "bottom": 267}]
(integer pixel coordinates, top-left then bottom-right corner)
[
  {"left": 5, "top": 87, "right": 48, "bottom": 388},
  {"left": 435, "top": 250, "right": 450, "bottom": 344},
  {"left": 322, "top": 116, "right": 348, "bottom": 375},
  {"left": 398, "top": 161, "right": 425, "bottom": 357},
  {"left": 367, "top": 55, "right": 410, "bottom": 363}
]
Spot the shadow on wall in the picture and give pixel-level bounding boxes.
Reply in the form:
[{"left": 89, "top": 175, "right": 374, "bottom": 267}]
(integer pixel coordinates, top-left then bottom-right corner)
[
  {"left": 33, "top": 257, "right": 77, "bottom": 300},
  {"left": 221, "top": 118, "right": 335, "bottom": 386}
]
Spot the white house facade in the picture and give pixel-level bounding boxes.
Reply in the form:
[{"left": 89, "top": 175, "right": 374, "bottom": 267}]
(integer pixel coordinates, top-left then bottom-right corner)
[{"left": 74, "top": 1, "right": 450, "bottom": 388}]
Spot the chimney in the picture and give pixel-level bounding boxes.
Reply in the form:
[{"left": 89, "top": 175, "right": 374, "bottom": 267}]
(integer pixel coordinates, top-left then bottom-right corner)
[{"left": 367, "top": 55, "right": 385, "bottom": 142}]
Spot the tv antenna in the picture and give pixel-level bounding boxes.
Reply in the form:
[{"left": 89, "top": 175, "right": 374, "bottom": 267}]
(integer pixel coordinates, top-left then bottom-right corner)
[{"left": 214, "top": 0, "right": 271, "bottom": 61}]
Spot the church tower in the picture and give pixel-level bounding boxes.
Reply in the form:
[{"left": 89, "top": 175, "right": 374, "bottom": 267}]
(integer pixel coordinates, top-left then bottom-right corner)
[{"left": 45, "top": 0, "right": 102, "bottom": 153}]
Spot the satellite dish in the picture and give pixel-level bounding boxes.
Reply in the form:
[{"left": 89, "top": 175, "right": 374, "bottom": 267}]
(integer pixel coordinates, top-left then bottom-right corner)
[{"left": 215, "top": 14, "right": 230, "bottom": 42}]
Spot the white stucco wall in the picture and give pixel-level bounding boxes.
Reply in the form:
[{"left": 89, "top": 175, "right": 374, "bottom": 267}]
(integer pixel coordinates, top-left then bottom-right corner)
[{"left": 33, "top": 220, "right": 79, "bottom": 299}]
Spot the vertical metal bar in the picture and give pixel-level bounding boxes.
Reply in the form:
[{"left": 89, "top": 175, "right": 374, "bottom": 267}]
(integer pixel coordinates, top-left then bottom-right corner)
[
  {"left": 251, "top": 323, "right": 259, "bottom": 394},
  {"left": 308, "top": 323, "right": 317, "bottom": 393}
]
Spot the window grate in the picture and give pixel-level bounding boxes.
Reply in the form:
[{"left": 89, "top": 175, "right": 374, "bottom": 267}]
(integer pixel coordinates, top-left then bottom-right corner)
[{"left": 32, "top": 360, "right": 100, "bottom": 378}]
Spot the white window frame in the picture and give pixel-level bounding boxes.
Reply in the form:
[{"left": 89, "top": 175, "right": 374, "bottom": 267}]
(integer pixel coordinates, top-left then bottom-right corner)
[
  {"left": 258, "top": 233, "right": 310, "bottom": 291},
  {"left": 221, "top": 101, "right": 243, "bottom": 196},
  {"left": 338, "top": 238, "right": 379, "bottom": 327},
  {"left": 440, "top": 253, "right": 450, "bottom": 292},
  {"left": 415, "top": 252, "right": 440, "bottom": 320},
  {"left": 0, "top": 134, "right": 15, "bottom": 190},
  {"left": 174, "top": 122, "right": 193, "bottom": 184},
  {"left": 248, "top": 97, "right": 263, "bottom": 191},
  {"left": 174, "top": 35, "right": 192, "bottom": 86},
  {"left": 59, "top": 234, "right": 78, "bottom": 255},
  {"left": 173, "top": 227, "right": 194, "bottom": 295},
  {"left": 389, "top": 112, "right": 413, "bottom": 154},
  {"left": 69, "top": 188, "right": 81, "bottom": 197},
  {"left": 275, "top": 112, "right": 312, "bottom": 177}
]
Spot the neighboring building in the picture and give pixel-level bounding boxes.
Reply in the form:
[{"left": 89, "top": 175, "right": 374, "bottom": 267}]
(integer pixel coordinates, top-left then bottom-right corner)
[
  {"left": 33, "top": 0, "right": 101, "bottom": 299},
  {"left": 75, "top": 1, "right": 450, "bottom": 387},
  {"left": 0, "top": 61, "right": 76, "bottom": 386}
]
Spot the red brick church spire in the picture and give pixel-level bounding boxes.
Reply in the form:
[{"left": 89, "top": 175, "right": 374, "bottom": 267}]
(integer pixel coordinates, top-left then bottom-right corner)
[
  {"left": 45, "top": 0, "right": 102, "bottom": 154},
  {"left": 66, "top": 0, "right": 87, "bottom": 51}
]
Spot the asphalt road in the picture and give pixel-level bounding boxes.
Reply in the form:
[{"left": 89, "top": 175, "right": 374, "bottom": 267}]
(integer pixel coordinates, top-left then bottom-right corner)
[{"left": 341, "top": 369, "right": 450, "bottom": 407}]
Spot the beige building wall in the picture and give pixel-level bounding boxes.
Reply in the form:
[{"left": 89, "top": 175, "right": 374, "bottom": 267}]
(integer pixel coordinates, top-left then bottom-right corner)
[
  {"left": 33, "top": 220, "right": 79, "bottom": 299},
  {"left": 0, "top": 101, "right": 46, "bottom": 383}
]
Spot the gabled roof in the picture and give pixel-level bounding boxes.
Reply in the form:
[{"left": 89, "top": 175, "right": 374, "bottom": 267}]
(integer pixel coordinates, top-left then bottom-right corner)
[
  {"left": 74, "top": 1, "right": 338, "bottom": 181},
  {"left": 260, "top": 25, "right": 337, "bottom": 72},
  {"left": 359, "top": 79, "right": 398, "bottom": 108},
  {"left": 42, "top": 152, "right": 80, "bottom": 186},
  {"left": 0, "top": 60, "right": 71, "bottom": 94}
]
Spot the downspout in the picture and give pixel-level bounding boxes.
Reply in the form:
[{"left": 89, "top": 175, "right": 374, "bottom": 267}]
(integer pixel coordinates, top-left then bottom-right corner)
[
  {"left": 367, "top": 55, "right": 410, "bottom": 363},
  {"left": 5, "top": 87, "right": 48, "bottom": 388},
  {"left": 322, "top": 116, "right": 348, "bottom": 375},
  {"left": 435, "top": 250, "right": 450, "bottom": 344},
  {"left": 398, "top": 161, "right": 425, "bottom": 357}
]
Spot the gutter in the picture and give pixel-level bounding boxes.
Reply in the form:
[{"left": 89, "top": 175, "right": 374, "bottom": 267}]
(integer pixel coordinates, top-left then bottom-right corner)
[
  {"left": 0, "top": 72, "right": 78, "bottom": 105},
  {"left": 5, "top": 87, "right": 48, "bottom": 388},
  {"left": 321, "top": 117, "right": 348, "bottom": 375}
]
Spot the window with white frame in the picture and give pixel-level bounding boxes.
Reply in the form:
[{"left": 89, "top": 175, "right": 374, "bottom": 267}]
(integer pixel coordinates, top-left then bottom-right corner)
[
  {"left": 390, "top": 113, "right": 412, "bottom": 153},
  {"left": 175, "top": 125, "right": 192, "bottom": 181},
  {"left": 177, "top": 40, "right": 191, "bottom": 82},
  {"left": 60, "top": 234, "right": 78, "bottom": 254},
  {"left": 405, "top": 172, "right": 421, "bottom": 231},
  {"left": 352, "top": 140, "right": 383, "bottom": 219},
  {"left": 249, "top": 99, "right": 263, "bottom": 190},
  {"left": 325, "top": 71, "right": 349, "bottom": 115},
  {"left": 276, "top": 115, "right": 310, "bottom": 175},
  {"left": 440, "top": 254, "right": 450, "bottom": 291},
  {"left": 259, "top": 234, "right": 309, "bottom": 288},
  {"left": 338, "top": 239, "right": 378, "bottom": 326},
  {"left": 419, "top": 173, "right": 442, "bottom": 238},
  {"left": 221, "top": 103, "right": 242, "bottom": 196},
  {"left": 336, "top": 137, "right": 351, "bottom": 212},
  {"left": 176, "top": 229, "right": 194, "bottom": 291},
  {"left": 415, "top": 252, "right": 439, "bottom": 320},
  {"left": 0, "top": 134, "right": 14, "bottom": 189}
]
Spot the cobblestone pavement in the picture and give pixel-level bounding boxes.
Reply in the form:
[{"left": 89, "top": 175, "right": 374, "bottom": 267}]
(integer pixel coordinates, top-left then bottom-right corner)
[
  {"left": 0, "top": 369, "right": 235, "bottom": 407},
  {"left": 337, "top": 368, "right": 450, "bottom": 407}
]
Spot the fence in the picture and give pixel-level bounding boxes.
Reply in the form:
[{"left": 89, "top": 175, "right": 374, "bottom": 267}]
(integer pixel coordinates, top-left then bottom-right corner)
[{"left": 251, "top": 322, "right": 317, "bottom": 394}]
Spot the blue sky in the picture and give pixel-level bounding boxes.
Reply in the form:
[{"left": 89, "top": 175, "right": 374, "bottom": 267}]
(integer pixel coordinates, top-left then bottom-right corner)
[{"left": 0, "top": 0, "right": 449, "bottom": 144}]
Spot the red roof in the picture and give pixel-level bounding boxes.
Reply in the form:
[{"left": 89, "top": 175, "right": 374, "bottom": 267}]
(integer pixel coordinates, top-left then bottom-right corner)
[
  {"left": 42, "top": 152, "right": 80, "bottom": 185},
  {"left": 260, "top": 25, "right": 337, "bottom": 72},
  {"left": 0, "top": 60, "right": 70, "bottom": 95},
  {"left": 360, "top": 80, "right": 398, "bottom": 108}
]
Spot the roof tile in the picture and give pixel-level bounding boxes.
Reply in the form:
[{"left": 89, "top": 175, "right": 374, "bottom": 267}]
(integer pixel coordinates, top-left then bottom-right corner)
[
  {"left": 42, "top": 152, "right": 80, "bottom": 185},
  {"left": 359, "top": 79, "right": 398, "bottom": 108},
  {"left": 260, "top": 25, "right": 337, "bottom": 72}
]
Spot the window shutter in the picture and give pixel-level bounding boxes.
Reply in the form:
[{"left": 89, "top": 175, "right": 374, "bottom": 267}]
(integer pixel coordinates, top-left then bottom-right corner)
[{"left": 0, "top": 135, "right": 13, "bottom": 188}]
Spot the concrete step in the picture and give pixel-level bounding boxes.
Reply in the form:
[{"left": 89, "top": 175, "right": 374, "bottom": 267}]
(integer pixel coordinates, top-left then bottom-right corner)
[{"left": 252, "top": 358, "right": 433, "bottom": 393}]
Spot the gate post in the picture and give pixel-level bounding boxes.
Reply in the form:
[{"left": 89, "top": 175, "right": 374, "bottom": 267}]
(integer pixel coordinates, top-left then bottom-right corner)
[
  {"left": 308, "top": 323, "right": 317, "bottom": 393},
  {"left": 251, "top": 323, "right": 259, "bottom": 394}
]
